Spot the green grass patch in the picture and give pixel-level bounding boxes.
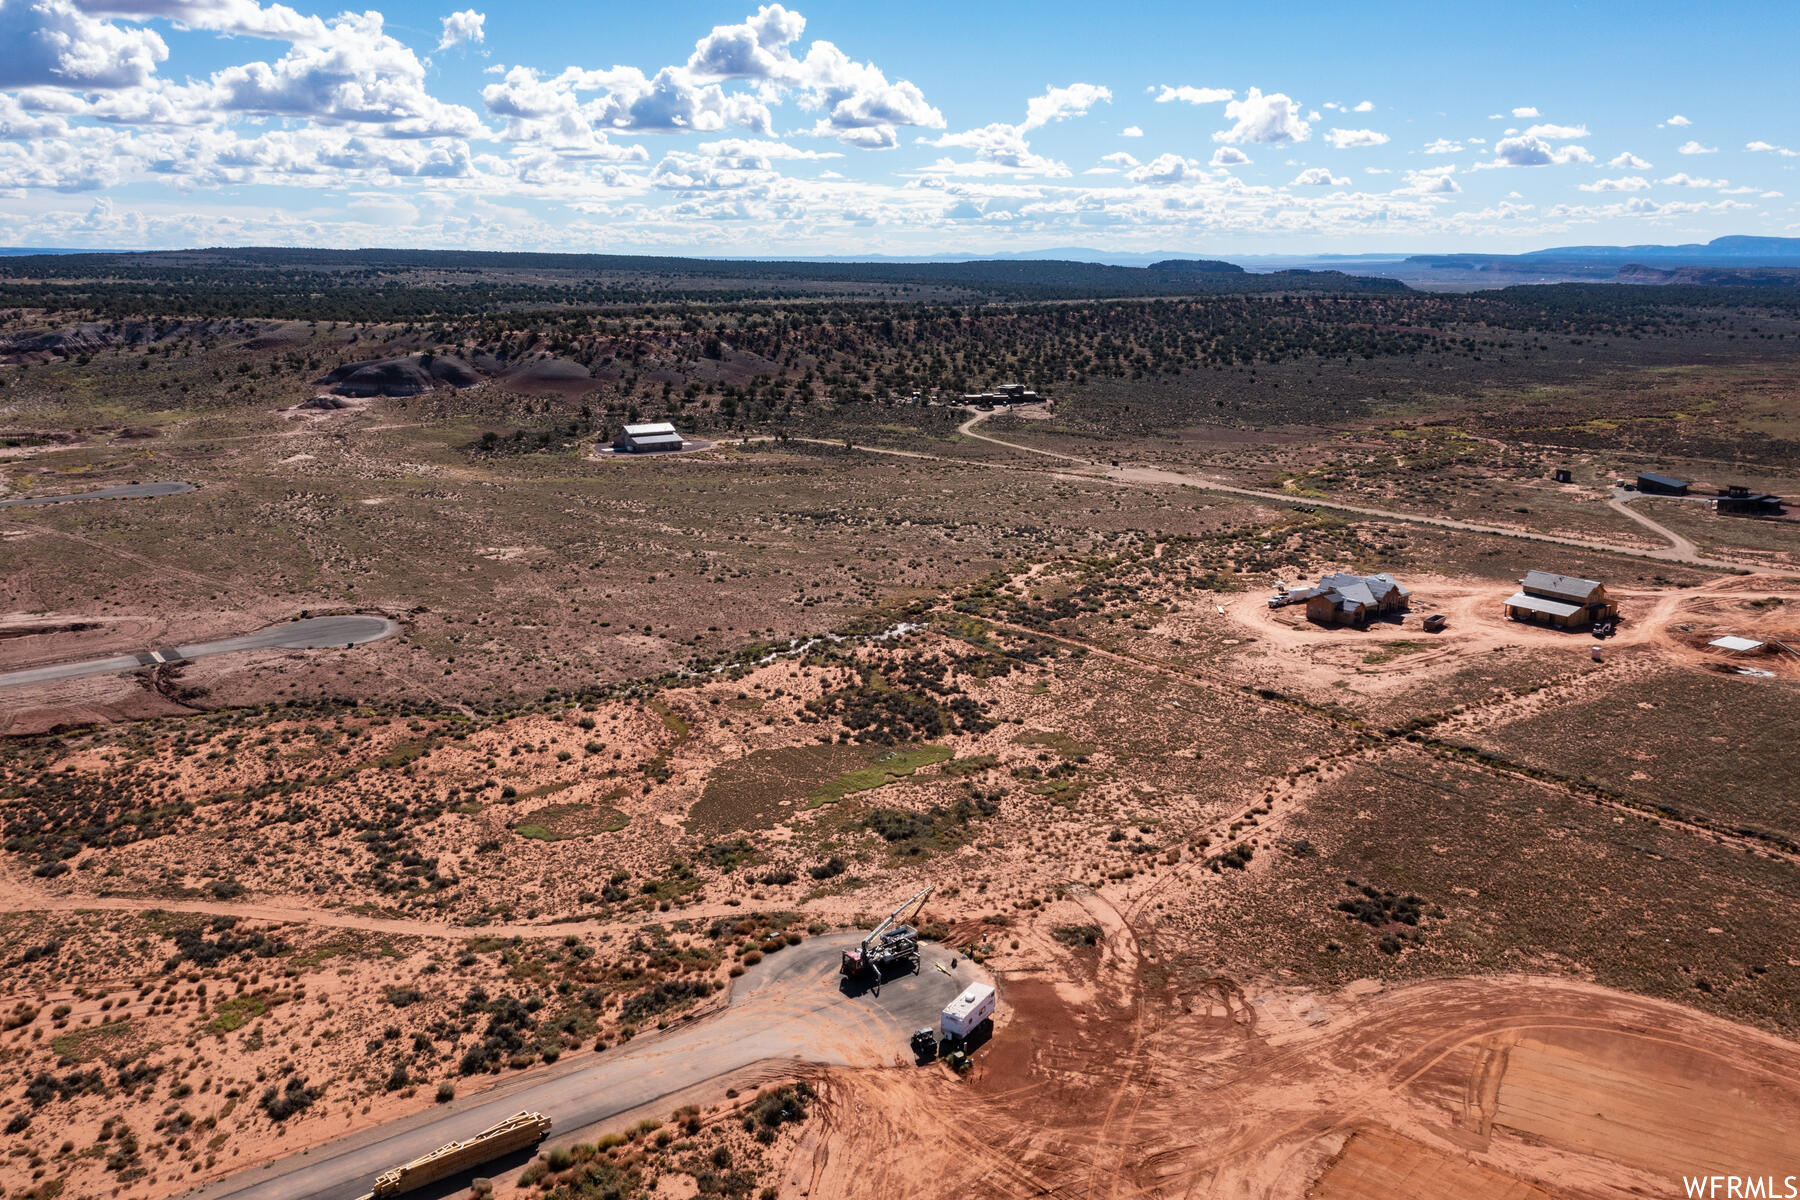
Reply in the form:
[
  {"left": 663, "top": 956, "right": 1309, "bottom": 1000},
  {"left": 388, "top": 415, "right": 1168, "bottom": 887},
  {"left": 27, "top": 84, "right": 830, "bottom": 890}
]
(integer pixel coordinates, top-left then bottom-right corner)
[
  {"left": 1013, "top": 729, "right": 1095, "bottom": 759},
  {"left": 809, "top": 744, "right": 952, "bottom": 808},
  {"left": 940, "top": 754, "right": 1000, "bottom": 778},
  {"left": 207, "top": 995, "right": 269, "bottom": 1035},
  {"left": 1360, "top": 640, "right": 1430, "bottom": 666},
  {"left": 692, "top": 742, "right": 944, "bottom": 835},
  {"left": 513, "top": 799, "right": 630, "bottom": 842},
  {"left": 50, "top": 1018, "right": 134, "bottom": 1062}
]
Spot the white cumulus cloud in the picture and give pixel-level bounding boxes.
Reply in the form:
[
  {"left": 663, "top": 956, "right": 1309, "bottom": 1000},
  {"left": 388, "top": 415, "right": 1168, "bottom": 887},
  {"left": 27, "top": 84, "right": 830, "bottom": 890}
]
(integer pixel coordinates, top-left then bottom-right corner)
[
  {"left": 1128, "top": 152, "right": 1199, "bottom": 183},
  {"left": 1608, "top": 151, "right": 1652, "bottom": 169},
  {"left": 1120, "top": 124, "right": 1142, "bottom": 137},
  {"left": 1209, "top": 145, "right": 1249, "bottom": 166},
  {"left": 437, "top": 9, "right": 484, "bottom": 51},
  {"left": 1155, "top": 85, "right": 1233, "bottom": 105},
  {"left": 1325, "top": 127, "right": 1387, "bottom": 149},
  {"left": 1483, "top": 134, "right": 1594, "bottom": 167},
  {"left": 1663, "top": 113, "right": 1691, "bottom": 126},
  {"left": 1661, "top": 172, "right": 1726, "bottom": 188},
  {"left": 1523, "top": 123, "right": 1588, "bottom": 140},
  {"left": 1290, "top": 166, "right": 1346, "bottom": 186},
  {"left": 1213, "top": 87, "right": 1309, "bottom": 144},
  {"left": 1578, "top": 176, "right": 1649, "bottom": 192},
  {"left": 0, "top": 0, "right": 168, "bottom": 90},
  {"left": 1678, "top": 140, "right": 1717, "bottom": 154},
  {"left": 1511, "top": 106, "right": 1539, "bottom": 118},
  {"left": 928, "top": 82, "right": 1108, "bottom": 175}
]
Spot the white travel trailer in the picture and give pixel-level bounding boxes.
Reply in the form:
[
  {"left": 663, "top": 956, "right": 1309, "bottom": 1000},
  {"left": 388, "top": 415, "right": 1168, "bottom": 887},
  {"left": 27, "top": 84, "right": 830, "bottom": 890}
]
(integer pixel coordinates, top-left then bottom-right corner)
[{"left": 940, "top": 982, "right": 996, "bottom": 1040}]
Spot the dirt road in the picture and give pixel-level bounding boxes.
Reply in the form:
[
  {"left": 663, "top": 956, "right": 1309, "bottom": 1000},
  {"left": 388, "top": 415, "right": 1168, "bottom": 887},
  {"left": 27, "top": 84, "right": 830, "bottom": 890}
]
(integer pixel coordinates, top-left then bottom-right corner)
[
  {"left": 189, "top": 933, "right": 981, "bottom": 1200},
  {"left": 950, "top": 409, "right": 1783, "bottom": 574},
  {"left": 1606, "top": 492, "right": 1702, "bottom": 559},
  {"left": 0, "top": 615, "right": 398, "bottom": 691}
]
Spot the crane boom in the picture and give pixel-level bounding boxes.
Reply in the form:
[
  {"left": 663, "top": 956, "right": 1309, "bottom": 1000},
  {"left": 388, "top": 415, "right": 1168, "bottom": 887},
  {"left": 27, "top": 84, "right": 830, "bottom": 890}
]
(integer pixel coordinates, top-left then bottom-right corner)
[{"left": 841, "top": 885, "right": 933, "bottom": 978}]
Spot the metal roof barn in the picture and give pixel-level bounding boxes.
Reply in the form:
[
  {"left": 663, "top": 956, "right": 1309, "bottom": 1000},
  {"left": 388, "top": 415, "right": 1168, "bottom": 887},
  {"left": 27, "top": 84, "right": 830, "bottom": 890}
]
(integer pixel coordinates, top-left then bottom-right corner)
[{"left": 1504, "top": 592, "right": 1585, "bottom": 619}]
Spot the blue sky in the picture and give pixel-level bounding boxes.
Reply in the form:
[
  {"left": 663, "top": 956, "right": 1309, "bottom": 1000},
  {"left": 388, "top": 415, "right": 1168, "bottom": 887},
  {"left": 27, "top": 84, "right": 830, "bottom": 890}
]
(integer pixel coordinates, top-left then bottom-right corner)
[{"left": 1, "top": 0, "right": 1796, "bottom": 254}]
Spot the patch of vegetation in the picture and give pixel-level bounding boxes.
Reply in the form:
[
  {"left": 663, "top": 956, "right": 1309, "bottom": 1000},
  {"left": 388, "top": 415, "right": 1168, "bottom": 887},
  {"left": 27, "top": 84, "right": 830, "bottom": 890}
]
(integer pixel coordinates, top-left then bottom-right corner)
[
  {"left": 1052, "top": 924, "right": 1102, "bottom": 947},
  {"left": 513, "top": 800, "right": 630, "bottom": 841},
  {"left": 259, "top": 1076, "right": 320, "bottom": 1121},
  {"left": 206, "top": 995, "right": 270, "bottom": 1034},
  {"left": 1012, "top": 730, "right": 1095, "bottom": 759},
  {"left": 620, "top": 978, "right": 721, "bottom": 1022},
  {"left": 1360, "top": 640, "right": 1430, "bottom": 666},
  {"left": 50, "top": 1019, "right": 132, "bottom": 1062},
  {"left": 861, "top": 796, "right": 997, "bottom": 857},
  {"left": 163, "top": 916, "right": 287, "bottom": 971},
  {"left": 808, "top": 744, "right": 952, "bottom": 807}
]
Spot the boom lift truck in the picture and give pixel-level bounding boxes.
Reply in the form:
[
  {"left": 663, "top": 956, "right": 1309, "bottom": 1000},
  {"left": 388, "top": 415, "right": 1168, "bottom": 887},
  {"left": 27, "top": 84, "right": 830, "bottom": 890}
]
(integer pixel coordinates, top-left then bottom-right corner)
[{"left": 841, "top": 886, "right": 933, "bottom": 979}]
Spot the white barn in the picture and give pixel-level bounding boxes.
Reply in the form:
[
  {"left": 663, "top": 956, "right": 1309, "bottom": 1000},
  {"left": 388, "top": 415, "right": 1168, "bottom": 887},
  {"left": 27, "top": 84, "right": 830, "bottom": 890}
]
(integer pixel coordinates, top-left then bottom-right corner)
[{"left": 613, "top": 422, "right": 686, "bottom": 453}]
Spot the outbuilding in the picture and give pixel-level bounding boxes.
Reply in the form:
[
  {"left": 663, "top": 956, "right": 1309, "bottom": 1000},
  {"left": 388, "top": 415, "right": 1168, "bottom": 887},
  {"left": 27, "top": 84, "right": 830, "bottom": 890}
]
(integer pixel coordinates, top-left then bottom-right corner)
[
  {"left": 1636, "top": 472, "right": 1690, "bottom": 496},
  {"left": 1715, "top": 492, "right": 1785, "bottom": 516},
  {"left": 1505, "top": 570, "right": 1617, "bottom": 629},
  {"left": 613, "top": 422, "right": 686, "bottom": 453}
]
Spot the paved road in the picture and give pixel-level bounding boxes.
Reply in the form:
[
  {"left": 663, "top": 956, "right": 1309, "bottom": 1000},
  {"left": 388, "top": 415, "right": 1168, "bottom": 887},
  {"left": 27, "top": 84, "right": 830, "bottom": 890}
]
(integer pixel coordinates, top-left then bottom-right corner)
[
  {"left": 0, "top": 615, "right": 399, "bottom": 691},
  {"left": 189, "top": 933, "right": 980, "bottom": 1200},
  {"left": 0, "top": 481, "right": 195, "bottom": 507}
]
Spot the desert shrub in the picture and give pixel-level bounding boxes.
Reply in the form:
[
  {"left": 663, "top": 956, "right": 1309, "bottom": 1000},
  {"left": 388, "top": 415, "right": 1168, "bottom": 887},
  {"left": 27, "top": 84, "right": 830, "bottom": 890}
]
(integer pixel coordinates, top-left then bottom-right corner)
[
  {"left": 1051, "top": 924, "right": 1102, "bottom": 947},
  {"left": 621, "top": 979, "right": 719, "bottom": 1022},
  {"left": 1210, "top": 843, "right": 1254, "bottom": 871},
  {"left": 1334, "top": 885, "right": 1425, "bottom": 927},
  {"left": 163, "top": 917, "right": 286, "bottom": 971},
  {"left": 807, "top": 856, "right": 845, "bottom": 880},
  {"left": 743, "top": 1082, "right": 814, "bottom": 1133},
  {"left": 25, "top": 1068, "right": 106, "bottom": 1106},
  {"left": 259, "top": 1076, "right": 320, "bottom": 1121}
]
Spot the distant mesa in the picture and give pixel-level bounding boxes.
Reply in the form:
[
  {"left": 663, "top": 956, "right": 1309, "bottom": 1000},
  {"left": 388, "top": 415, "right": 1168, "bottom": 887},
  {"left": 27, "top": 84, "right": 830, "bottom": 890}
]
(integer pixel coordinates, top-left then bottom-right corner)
[
  {"left": 1147, "top": 259, "right": 1246, "bottom": 274},
  {"left": 315, "top": 353, "right": 480, "bottom": 397},
  {"left": 1615, "top": 264, "right": 1800, "bottom": 288}
]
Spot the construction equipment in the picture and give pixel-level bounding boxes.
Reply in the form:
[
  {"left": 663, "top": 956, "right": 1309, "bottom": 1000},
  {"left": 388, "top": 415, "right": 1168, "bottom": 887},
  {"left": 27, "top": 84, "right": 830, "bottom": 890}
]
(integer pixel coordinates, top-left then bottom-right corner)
[
  {"left": 910, "top": 1028, "right": 939, "bottom": 1062},
  {"left": 362, "top": 1111, "right": 551, "bottom": 1198},
  {"left": 841, "top": 885, "right": 932, "bottom": 979}
]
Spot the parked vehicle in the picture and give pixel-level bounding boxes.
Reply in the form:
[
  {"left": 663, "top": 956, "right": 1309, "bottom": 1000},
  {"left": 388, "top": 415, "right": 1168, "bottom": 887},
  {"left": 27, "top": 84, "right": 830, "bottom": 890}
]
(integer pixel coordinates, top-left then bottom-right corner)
[{"left": 941, "top": 982, "right": 996, "bottom": 1040}]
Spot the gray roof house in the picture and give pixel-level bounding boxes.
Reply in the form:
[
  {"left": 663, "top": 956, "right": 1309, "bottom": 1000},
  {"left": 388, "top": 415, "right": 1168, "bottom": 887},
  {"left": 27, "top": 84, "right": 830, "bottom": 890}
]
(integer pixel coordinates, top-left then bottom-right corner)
[
  {"left": 1505, "top": 571, "right": 1617, "bottom": 628},
  {"left": 613, "top": 422, "right": 687, "bottom": 453},
  {"left": 1303, "top": 572, "right": 1411, "bottom": 627}
]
